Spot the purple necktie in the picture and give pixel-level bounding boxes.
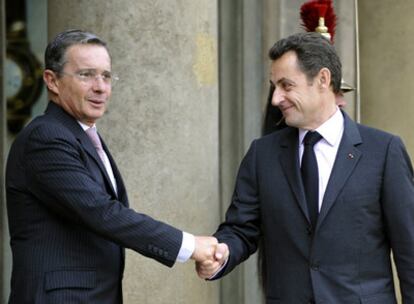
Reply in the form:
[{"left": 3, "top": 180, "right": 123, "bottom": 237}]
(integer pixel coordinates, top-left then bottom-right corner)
[
  {"left": 85, "top": 127, "right": 118, "bottom": 194},
  {"left": 85, "top": 127, "right": 106, "bottom": 164}
]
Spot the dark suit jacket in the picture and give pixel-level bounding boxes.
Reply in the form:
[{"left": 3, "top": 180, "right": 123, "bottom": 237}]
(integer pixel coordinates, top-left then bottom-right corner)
[
  {"left": 214, "top": 111, "right": 414, "bottom": 303},
  {"left": 6, "top": 102, "right": 183, "bottom": 304}
]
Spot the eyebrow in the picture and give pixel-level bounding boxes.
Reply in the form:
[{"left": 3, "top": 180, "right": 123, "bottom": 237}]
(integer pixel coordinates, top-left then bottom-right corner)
[
  {"left": 77, "top": 68, "right": 112, "bottom": 74},
  {"left": 271, "top": 77, "right": 296, "bottom": 87}
]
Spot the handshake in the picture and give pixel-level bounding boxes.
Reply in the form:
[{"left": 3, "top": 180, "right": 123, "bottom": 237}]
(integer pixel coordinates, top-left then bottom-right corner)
[{"left": 191, "top": 236, "right": 229, "bottom": 279}]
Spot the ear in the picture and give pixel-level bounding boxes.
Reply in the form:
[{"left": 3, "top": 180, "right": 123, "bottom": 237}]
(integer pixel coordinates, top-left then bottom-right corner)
[
  {"left": 317, "top": 67, "right": 331, "bottom": 90},
  {"left": 43, "top": 69, "right": 60, "bottom": 95}
]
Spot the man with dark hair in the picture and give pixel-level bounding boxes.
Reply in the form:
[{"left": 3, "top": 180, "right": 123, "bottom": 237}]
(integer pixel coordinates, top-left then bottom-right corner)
[
  {"left": 197, "top": 32, "right": 414, "bottom": 303},
  {"left": 6, "top": 29, "right": 221, "bottom": 304}
]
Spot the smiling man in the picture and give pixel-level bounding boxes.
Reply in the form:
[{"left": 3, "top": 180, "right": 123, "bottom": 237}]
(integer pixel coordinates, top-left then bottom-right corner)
[
  {"left": 5, "top": 29, "right": 220, "bottom": 304},
  {"left": 47, "top": 43, "right": 112, "bottom": 125},
  {"left": 197, "top": 32, "right": 414, "bottom": 303}
]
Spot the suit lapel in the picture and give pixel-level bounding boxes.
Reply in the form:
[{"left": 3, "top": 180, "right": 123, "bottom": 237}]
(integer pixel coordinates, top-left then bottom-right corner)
[
  {"left": 101, "top": 140, "right": 128, "bottom": 204},
  {"left": 45, "top": 101, "right": 119, "bottom": 198},
  {"left": 317, "top": 112, "right": 362, "bottom": 228},
  {"left": 80, "top": 133, "right": 119, "bottom": 198},
  {"left": 278, "top": 128, "right": 310, "bottom": 222}
]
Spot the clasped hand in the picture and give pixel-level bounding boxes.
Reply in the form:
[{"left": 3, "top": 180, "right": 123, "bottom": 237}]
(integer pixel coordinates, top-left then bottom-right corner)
[{"left": 191, "top": 236, "right": 229, "bottom": 279}]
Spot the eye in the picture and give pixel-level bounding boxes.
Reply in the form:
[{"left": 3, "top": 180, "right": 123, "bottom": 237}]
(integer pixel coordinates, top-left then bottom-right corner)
[
  {"left": 282, "top": 82, "right": 293, "bottom": 91},
  {"left": 78, "top": 70, "right": 95, "bottom": 79},
  {"left": 101, "top": 72, "right": 112, "bottom": 81}
]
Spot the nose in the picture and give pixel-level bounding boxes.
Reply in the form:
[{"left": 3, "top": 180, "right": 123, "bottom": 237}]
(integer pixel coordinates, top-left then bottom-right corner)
[
  {"left": 271, "top": 87, "right": 284, "bottom": 106},
  {"left": 92, "top": 76, "right": 108, "bottom": 92}
]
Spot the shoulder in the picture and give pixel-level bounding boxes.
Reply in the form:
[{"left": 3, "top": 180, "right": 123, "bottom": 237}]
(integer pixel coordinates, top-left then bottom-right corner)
[
  {"left": 11, "top": 114, "right": 80, "bottom": 155},
  {"left": 355, "top": 123, "right": 401, "bottom": 149},
  {"left": 356, "top": 123, "right": 394, "bottom": 140},
  {"left": 255, "top": 127, "right": 296, "bottom": 148},
  {"left": 341, "top": 110, "right": 395, "bottom": 144},
  {"left": 345, "top": 121, "right": 409, "bottom": 163},
  {"left": 17, "top": 102, "right": 85, "bottom": 146},
  {"left": 241, "top": 127, "right": 296, "bottom": 162}
]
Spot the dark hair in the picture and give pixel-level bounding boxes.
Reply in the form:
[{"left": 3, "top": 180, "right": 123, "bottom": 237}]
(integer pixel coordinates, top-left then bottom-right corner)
[
  {"left": 44, "top": 29, "right": 109, "bottom": 74},
  {"left": 268, "top": 32, "right": 342, "bottom": 94}
]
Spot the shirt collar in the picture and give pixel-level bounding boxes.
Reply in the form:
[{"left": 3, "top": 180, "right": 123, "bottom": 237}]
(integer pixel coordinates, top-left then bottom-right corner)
[
  {"left": 78, "top": 121, "right": 96, "bottom": 131},
  {"left": 299, "top": 107, "right": 344, "bottom": 147}
]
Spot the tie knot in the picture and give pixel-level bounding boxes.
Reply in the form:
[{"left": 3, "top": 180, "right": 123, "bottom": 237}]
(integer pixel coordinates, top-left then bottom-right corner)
[
  {"left": 85, "top": 127, "right": 103, "bottom": 149},
  {"left": 303, "top": 131, "right": 322, "bottom": 147}
]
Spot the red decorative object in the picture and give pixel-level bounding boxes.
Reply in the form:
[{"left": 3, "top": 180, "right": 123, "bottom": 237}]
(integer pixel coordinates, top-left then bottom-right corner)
[{"left": 300, "top": 0, "right": 337, "bottom": 42}]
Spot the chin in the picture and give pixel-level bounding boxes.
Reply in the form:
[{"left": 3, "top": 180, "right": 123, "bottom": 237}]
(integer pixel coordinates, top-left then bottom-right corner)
[
  {"left": 86, "top": 111, "right": 105, "bottom": 122},
  {"left": 284, "top": 116, "right": 295, "bottom": 127}
]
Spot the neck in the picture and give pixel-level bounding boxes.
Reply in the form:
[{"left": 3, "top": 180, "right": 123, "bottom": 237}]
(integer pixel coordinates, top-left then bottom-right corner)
[{"left": 305, "top": 101, "right": 338, "bottom": 131}]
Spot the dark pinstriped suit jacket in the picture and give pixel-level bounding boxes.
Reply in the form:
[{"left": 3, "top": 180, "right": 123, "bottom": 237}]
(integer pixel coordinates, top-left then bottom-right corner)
[
  {"left": 6, "top": 101, "right": 183, "bottom": 303},
  {"left": 214, "top": 111, "right": 414, "bottom": 303}
]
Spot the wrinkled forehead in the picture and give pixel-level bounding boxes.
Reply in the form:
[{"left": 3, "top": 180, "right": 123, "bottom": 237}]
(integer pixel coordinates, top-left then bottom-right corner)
[
  {"left": 64, "top": 44, "right": 111, "bottom": 70},
  {"left": 270, "top": 52, "right": 304, "bottom": 82}
]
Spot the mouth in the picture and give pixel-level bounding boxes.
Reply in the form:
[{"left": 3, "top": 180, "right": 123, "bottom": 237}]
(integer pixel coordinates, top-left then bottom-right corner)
[
  {"left": 87, "top": 98, "right": 106, "bottom": 107},
  {"left": 279, "top": 104, "right": 294, "bottom": 115}
]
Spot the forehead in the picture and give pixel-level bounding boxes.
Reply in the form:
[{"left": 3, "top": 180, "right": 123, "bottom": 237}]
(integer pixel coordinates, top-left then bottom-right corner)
[
  {"left": 270, "top": 51, "right": 304, "bottom": 82},
  {"left": 64, "top": 44, "right": 111, "bottom": 69}
]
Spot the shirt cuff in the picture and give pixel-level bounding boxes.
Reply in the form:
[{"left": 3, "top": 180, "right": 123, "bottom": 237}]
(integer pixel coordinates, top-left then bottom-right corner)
[
  {"left": 208, "top": 257, "right": 228, "bottom": 280},
  {"left": 176, "top": 231, "right": 195, "bottom": 263}
]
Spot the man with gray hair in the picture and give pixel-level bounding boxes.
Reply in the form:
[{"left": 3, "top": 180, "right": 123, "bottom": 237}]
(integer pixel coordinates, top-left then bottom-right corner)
[{"left": 6, "top": 29, "right": 222, "bottom": 303}]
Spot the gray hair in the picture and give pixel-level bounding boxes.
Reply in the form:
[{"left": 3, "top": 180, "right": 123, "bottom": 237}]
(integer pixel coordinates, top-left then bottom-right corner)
[{"left": 44, "top": 29, "right": 109, "bottom": 74}]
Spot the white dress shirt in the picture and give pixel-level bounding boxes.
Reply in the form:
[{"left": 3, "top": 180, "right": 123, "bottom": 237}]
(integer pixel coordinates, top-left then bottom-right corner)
[{"left": 298, "top": 108, "right": 344, "bottom": 211}]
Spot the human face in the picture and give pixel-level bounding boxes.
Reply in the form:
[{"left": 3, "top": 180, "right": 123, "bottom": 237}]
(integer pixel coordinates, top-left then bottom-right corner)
[
  {"left": 49, "top": 44, "right": 112, "bottom": 126},
  {"left": 270, "top": 51, "right": 334, "bottom": 130}
]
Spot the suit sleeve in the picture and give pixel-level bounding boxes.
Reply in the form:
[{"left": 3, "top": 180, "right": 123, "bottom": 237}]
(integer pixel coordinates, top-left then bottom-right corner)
[
  {"left": 23, "top": 123, "right": 182, "bottom": 267},
  {"left": 382, "top": 135, "right": 414, "bottom": 302},
  {"left": 213, "top": 140, "right": 261, "bottom": 278}
]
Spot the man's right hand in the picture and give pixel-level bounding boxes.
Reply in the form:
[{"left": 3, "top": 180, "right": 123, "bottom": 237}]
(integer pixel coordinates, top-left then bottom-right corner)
[{"left": 192, "top": 237, "right": 229, "bottom": 279}]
